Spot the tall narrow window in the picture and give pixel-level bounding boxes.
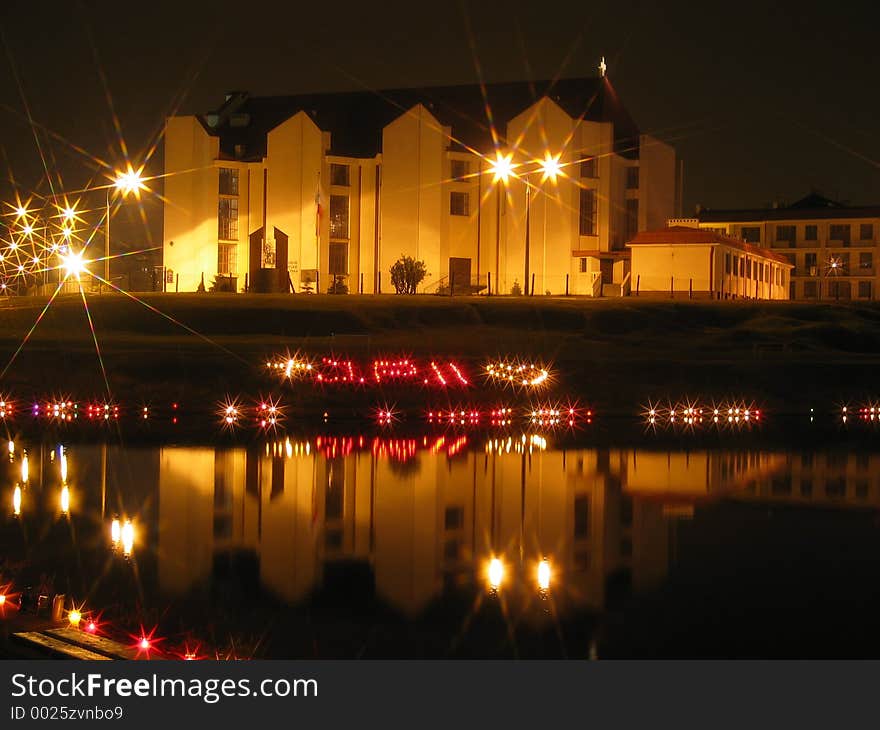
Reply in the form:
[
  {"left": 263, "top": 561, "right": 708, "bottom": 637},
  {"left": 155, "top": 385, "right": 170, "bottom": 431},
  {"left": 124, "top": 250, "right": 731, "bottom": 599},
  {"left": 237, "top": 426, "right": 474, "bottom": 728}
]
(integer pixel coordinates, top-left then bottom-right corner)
[
  {"left": 329, "top": 195, "right": 349, "bottom": 239},
  {"left": 219, "top": 167, "right": 239, "bottom": 195},
  {"left": 579, "top": 188, "right": 597, "bottom": 236},
  {"left": 830, "top": 224, "right": 850, "bottom": 244},
  {"left": 580, "top": 156, "right": 597, "bottom": 178},
  {"left": 450, "top": 191, "right": 469, "bottom": 216},
  {"left": 625, "top": 167, "right": 639, "bottom": 189},
  {"left": 217, "top": 243, "right": 237, "bottom": 275},
  {"left": 740, "top": 226, "right": 761, "bottom": 243},
  {"left": 330, "top": 163, "right": 350, "bottom": 187},
  {"left": 218, "top": 198, "right": 239, "bottom": 240},
  {"left": 804, "top": 224, "right": 818, "bottom": 241},
  {"left": 776, "top": 225, "right": 796, "bottom": 245},
  {"left": 860, "top": 223, "right": 874, "bottom": 241},
  {"left": 328, "top": 242, "right": 348, "bottom": 275},
  {"left": 450, "top": 159, "right": 469, "bottom": 181}
]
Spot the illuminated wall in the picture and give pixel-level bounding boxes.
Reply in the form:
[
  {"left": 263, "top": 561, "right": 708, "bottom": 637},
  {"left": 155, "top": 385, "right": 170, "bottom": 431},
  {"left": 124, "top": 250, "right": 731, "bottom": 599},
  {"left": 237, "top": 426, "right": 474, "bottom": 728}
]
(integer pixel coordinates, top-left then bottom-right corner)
[{"left": 163, "top": 94, "right": 677, "bottom": 296}]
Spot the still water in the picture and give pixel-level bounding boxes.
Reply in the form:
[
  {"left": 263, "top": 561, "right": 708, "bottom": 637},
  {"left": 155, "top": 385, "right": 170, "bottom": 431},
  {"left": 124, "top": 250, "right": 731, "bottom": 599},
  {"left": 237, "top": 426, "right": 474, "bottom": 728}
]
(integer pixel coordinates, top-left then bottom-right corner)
[{"left": 3, "top": 430, "right": 880, "bottom": 658}]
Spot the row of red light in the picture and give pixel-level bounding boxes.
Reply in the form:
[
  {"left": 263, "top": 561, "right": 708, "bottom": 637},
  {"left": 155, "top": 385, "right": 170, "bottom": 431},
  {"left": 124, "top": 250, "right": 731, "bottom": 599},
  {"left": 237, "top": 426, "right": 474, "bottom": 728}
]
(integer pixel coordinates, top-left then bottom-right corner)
[{"left": 269, "top": 356, "right": 472, "bottom": 388}]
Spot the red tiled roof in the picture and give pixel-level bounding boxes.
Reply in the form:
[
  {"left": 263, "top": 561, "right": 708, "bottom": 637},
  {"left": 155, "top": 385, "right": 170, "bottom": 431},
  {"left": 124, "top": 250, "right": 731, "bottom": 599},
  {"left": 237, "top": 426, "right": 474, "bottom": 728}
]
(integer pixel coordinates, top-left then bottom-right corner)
[{"left": 626, "top": 227, "right": 793, "bottom": 266}]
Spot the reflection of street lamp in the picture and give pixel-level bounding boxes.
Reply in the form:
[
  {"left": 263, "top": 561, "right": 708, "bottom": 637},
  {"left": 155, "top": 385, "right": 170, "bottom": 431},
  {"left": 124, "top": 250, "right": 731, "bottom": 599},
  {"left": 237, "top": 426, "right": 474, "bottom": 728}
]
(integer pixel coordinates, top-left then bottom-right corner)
[{"left": 106, "top": 166, "right": 145, "bottom": 287}]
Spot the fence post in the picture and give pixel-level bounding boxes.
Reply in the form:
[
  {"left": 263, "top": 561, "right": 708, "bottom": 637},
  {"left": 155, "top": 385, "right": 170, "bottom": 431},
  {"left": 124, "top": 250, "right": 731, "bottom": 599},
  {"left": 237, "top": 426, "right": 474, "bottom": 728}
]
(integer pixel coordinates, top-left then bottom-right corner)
[
  {"left": 565, "top": 273, "right": 569, "bottom": 296},
  {"left": 670, "top": 276, "right": 674, "bottom": 299},
  {"left": 175, "top": 273, "right": 179, "bottom": 293},
  {"left": 487, "top": 272, "right": 492, "bottom": 296},
  {"left": 244, "top": 272, "right": 248, "bottom": 293},
  {"left": 360, "top": 272, "right": 364, "bottom": 294},
  {"left": 689, "top": 278, "right": 693, "bottom": 299},
  {"left": 530, "top": 272, "right": 535, "bottom": 296}
]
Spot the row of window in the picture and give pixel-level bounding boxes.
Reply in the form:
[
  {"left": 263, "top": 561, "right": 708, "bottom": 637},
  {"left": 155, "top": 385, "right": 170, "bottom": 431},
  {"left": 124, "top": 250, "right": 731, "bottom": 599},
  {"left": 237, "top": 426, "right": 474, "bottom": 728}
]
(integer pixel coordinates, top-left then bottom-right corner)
[
  {"left": 723, "top": 251, "right": 784, "bottom": 286},
  {"left": 788, "top": 251, "right": 874, "bottom": 274},
  {"left": 800, "top": 280, "right": 873, "bottom": 299},
  {"left": 741, "top": 222, "right": 876, "bottom": 245}
]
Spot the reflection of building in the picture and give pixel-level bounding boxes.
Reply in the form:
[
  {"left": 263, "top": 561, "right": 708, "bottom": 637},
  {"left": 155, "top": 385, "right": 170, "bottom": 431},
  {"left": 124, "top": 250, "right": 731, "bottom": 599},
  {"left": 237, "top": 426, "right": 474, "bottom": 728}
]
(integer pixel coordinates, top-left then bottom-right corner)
[
  {"left": 154, "top": 441, "right": 797, "bottom": 617},
  {"left": 163, "top": 74, "right": 675, "bottom": 296},
  {"left": 669, "top": 193, "right": 880, "bottom": 300}
]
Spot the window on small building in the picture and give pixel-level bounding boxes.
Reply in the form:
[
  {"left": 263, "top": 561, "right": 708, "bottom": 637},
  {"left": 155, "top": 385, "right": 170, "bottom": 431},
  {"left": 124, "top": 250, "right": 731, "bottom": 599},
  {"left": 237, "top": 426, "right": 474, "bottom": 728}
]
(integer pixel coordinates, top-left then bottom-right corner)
[
  {"left": 579, "top": 257, "right": 588, "bottom": 273},
  {"left": 217, "top": 242, "right": 237, "bottom": 275},
  {"left": 830, "top": 223, "right": 850, "bottom": 244},
  {"left": 625, "top": 167, "right": 639, "bottom": 190},
  {"left": 804, "top": 224, "right": 818, "bottom": 241},
  {"left": 725, "top": 252, "right": 731, "bottom": 274},
  {"left": 450, "top": 159, "right": 469, "bottom": 181},
  {"left": 329, "top": 195, "right": 349, "bottom": 239},
  {"left": 741, "top": 226, "right": 761, "bottom": 243},
  {"left": 858, "top": 280, "right": 873, "bottom": 299},
  {"left": 860, "top": 223, "right": 874, "bottom": 240},
  {"left": 328, "top": 242, "right": 348, "bottom": 275},
  {"left": 579, "top": 188, "right": 598, "bottom": 236},
  {"left": 450, "top": 191, "right": 469, "bottom": 216},
  {"left": 218, "top": 167, "right": 239, "bottom": 196},
  {"left": 330, "top": 163, "right": 350, "bottom": 187},
  {"left": 218, "top": 198, "right": 239, "bottom": 240},
  {"left": 579, "top": 156, "right": 597, "bottom": 178},
  {"left": 776, "top": 225, "right": 796, "bottom": 245}
]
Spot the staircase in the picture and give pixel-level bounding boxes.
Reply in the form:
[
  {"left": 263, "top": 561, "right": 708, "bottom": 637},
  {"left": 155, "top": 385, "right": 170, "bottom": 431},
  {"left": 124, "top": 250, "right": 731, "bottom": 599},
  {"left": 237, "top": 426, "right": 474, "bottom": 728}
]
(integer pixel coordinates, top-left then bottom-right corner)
[{"left": 427, "top": 274, "right": 489, "bottom": 296}]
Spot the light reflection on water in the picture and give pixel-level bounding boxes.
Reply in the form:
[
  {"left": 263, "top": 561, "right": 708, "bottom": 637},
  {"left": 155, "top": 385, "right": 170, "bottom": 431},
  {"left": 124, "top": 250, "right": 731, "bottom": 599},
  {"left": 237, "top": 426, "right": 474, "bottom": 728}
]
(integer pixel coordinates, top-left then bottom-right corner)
[{"left": 2, "top": 436, "right": 880, "bottom": 657}]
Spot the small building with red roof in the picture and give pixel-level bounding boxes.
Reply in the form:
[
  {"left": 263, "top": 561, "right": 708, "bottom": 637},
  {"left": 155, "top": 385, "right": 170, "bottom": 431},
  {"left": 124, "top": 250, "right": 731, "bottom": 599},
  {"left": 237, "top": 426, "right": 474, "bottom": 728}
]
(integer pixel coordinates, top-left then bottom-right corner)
[{"left": 626, "top": 226, "right": 793, "bottom": 299}]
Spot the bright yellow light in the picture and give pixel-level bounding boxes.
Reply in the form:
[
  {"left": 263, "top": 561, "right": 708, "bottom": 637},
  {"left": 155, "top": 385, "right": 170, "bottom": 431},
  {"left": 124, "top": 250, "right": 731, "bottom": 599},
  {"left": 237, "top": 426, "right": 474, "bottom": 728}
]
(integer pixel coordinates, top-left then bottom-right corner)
[
  {"left": 13, "top": 485, "right": 21, "bottom": 516},
  {"left": 21, "top": 454, "right": 28, "bottom": 484},
  {"left": 60, "top": 250, "right": 87, "bottom": 280},
  {"left": 537, "top": 559, "right": 551, "bottom": 591},
  {"left": 62, "top": 206, "right": 76, "bottom": 220},
  {"left": 68, "top": 609, "right": 82, "bottom": 627},
  {"left": 60, "top": 448, "right": 67, "bottom": 483},
  {"left": 114, "top": 165, "right": 146, "bottom": 198},
  {"left": 0, "top": 594, "right": 5, "bottom": 606},
  {"left": 488, "top": 557, "right": 504, "bottom": 589},
  {"left": 539, "top": 152, "right": 562, "bottom": 183},
  {"left": 110, "top": 518, "right": 121, "bottom": 545},
  {"left": 489, "top": 152, "right": 514, "bottom": 184},
  {"left": 22, "top": 224, "right": 33, "bottom": 236},
  {"left": 61, "top": 227, "right": 72, "bottom": 238},
  {"left": 60, "top": 485, "right": 70, "bottom": 515},
  {"left": 121, "top": 519, "right": 134, "bottom": 556},
  {"left": 15, "top": 206, "right": 27, "bottom": 218}
]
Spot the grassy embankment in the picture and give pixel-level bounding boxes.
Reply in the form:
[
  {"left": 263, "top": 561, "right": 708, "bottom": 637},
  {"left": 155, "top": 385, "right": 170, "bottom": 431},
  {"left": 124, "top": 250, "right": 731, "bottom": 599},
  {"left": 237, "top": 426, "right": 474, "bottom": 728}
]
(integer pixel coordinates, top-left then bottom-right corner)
[{"left": 1, "top": 292, "right": 879, "bottom": 414}]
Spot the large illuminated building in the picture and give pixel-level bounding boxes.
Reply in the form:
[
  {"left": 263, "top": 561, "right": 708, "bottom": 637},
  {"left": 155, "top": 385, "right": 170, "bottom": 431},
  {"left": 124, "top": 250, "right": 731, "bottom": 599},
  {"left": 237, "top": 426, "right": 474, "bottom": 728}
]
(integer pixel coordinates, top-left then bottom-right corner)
[
  {"left": 669, "top": 193, "right": 880, "bottom": 300},
  {"left": 162, "top": 68, "right": 676, "bottom": 296}
]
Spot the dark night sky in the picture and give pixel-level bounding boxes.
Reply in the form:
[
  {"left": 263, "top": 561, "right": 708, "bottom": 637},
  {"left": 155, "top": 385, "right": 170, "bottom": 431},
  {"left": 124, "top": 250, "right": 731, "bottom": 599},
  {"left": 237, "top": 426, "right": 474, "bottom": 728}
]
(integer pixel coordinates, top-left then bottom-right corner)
[{"left": 1, "top": 0, "right": 878, "bottom": 250}]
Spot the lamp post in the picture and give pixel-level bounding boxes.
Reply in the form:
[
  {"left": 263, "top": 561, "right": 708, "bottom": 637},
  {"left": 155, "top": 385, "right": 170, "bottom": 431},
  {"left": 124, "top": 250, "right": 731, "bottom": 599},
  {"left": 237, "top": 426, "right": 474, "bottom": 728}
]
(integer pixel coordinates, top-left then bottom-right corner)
[
  {"left": 106, "top": 166, "right": 146, "bottom": 291},
  {"left": 489, "top": 152, "right": 513, "bottom": 294}
]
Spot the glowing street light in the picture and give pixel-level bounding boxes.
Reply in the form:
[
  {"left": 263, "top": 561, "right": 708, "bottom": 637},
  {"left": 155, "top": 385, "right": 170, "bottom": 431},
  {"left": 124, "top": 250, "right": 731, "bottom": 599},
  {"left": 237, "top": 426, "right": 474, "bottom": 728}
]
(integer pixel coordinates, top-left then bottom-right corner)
[
  {"left": 539, "top": 152, "right": 562, "bottom": 184},
  {"left": 121, "top": 519, "right": 135, "bottom": 557},
  {"left": 489, "top": 152, "right": 514, "bottom": 184},
  {"left": 105, "top": 164, "right": 146, "bottom": 286},
  {"left": 110, "top": 517, "right": 121, "bottom": 547},
  {"left": 487, "top": 557, "right": 504, "bottom": 590},
  {"left": 68, "top": 608, "right": 82, "bottom": 628},
  {"left": 60, "top": 485, "right": 70, "bottom": 515},
  {"left": 60, "top": 250, "right": 87, "bottom": 281},
  {"left": 12, "top": 485, "right": 21, "bottom": 516},
  {"left": 537, "top": 559, "right": 552, "bottom": 591}
]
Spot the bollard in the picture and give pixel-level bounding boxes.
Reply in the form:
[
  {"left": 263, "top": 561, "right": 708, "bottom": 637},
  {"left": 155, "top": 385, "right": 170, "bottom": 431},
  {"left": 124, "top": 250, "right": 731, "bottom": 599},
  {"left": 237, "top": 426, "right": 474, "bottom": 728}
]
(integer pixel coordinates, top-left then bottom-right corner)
[
  {"left": 530, "top": 273, "right": 535, "bottom": 296},
  {"left": 565, "top": 273, "right": 569, "bottom": 296}
]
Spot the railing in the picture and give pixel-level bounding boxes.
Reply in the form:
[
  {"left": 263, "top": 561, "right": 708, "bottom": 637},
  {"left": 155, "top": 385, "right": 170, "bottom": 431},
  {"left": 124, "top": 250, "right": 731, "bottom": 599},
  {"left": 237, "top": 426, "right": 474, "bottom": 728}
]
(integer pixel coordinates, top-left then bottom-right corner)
[
  {"left": 591, "top": 271, "right": 603, "bottom": 298},
  {"left": 425, "top": 273, "right": 489, "bottom": 296},
  {"left": 620, "top": 270, "right": 632, "bottom": 297}
]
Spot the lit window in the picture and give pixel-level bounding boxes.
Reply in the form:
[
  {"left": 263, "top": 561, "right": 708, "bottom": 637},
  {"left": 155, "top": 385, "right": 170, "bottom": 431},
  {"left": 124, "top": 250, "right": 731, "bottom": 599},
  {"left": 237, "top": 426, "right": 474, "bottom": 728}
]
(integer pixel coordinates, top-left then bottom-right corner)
[
  {"left": 218, "top": 198, "right": 239, "bottom": 240},
  {"left": 217, "top": 243, "right": 237, "bottom": 275},
  {"left": 330, "top": 164, "right": 350, "bottom": 187},
  {"left": 579, "top": 156, "right": 597, "bottom": 178},
  {"left": 625, "top": 167, "right": 639, "bottom": 190},
  {"left": 579, "top": 188, "right": 597, "bottom": 236},
  {"left": 450, "top": 191, "right": 469, "bottom": 216},
  {"left": 328, "top": 242, "right": 348, "bottom": 275},
  {"left": 219, "top": 167, "right": 239, "bottom": 196},
  {"left": 329, "top": 195, "right": 349, "bottom": 239},
  {"left": 450, "top": 159, "right": 469, "bottom": 181}
]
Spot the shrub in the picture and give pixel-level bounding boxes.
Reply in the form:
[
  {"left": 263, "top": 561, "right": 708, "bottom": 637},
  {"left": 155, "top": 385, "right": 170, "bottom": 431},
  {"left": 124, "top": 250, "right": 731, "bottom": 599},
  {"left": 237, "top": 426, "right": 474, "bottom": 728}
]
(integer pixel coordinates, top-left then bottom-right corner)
[
  {"left": 390, "top": 255, "right": 427, "bottom": 294},
  {"left": 510, "top": 280, "right": 522, "bottom": 296},
  {"left": 209, "top": 275, "right": 236, "bottom": 293}
]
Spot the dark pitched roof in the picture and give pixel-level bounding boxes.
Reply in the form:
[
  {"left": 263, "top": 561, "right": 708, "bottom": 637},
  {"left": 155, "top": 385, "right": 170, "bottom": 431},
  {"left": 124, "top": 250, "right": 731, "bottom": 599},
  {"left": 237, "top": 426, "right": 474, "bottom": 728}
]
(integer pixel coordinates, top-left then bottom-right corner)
[
  {"left": 196, "top": 76, "right": 641, "bottom": 161},
  {"left": 627, "top": 226, "right": 793, "bottom": 265},
  {"left": 697, "top": 193, "right": 880, "bottom": 223}
]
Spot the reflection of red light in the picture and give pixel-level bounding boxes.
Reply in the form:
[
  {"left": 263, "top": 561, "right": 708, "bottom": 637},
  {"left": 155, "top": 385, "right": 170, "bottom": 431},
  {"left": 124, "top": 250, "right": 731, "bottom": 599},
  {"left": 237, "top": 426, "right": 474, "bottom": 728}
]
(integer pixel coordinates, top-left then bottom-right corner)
[
  {"left": 86, "top": 622, "right": 97, "bottom": 633},
  {"left": 139, "top": 637, "right": 151, "bottom": 650}
]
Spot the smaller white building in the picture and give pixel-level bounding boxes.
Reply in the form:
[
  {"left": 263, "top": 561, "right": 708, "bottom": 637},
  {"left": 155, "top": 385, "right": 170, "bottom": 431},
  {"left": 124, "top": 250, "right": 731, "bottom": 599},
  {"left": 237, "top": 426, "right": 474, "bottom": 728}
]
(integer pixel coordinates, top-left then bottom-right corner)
[{"left": 627, "top": 227, "right": 792, "bottom": 300}]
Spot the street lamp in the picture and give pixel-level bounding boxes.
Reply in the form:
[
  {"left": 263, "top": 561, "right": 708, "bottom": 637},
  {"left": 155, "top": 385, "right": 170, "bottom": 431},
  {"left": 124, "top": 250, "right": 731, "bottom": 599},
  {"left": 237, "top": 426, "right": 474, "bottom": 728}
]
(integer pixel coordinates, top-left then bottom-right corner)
[
  {"left": 524, "top": 152, "right": 562, "bottom": 295},
  {"left": 105, "top": 165, "right": 145, "bottom": 288},
  {"left": 488, "top": 152, "right": 514, "bottom": 294}
]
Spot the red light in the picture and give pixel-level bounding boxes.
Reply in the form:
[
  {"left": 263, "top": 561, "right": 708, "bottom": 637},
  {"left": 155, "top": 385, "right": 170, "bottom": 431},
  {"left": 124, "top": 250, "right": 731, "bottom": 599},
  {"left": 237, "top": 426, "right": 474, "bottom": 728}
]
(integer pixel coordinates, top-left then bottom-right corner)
[{"left": 86, "top": 622, "right": 97, "bottom": 633}]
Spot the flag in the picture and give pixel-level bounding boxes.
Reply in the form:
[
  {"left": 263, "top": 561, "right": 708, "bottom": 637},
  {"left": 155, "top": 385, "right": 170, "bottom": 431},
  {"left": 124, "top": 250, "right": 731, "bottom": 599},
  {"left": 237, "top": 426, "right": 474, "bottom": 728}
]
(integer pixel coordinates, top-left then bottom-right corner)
[{"left": 315, "top": 172, "right": 325, "bottom": 238}]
